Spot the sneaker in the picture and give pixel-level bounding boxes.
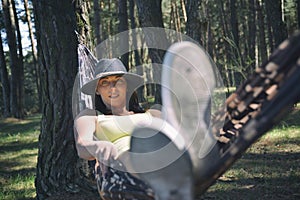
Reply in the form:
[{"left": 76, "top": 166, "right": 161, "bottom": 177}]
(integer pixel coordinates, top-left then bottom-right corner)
[
  {"left": 161, "top": 41, "right": 221, "bottom": 182},
  {"left": 129, "top": 41, "right": 222, "bottom": 199},
  {"left": 130, "top": 118, "right": 194, "bottom": 200}
]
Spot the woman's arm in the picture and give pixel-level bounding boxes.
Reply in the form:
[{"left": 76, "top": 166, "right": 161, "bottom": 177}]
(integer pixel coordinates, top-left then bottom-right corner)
[
  {"left": 74, "top": 114, "right": 98, "bottom": 160},
  {"left": 74, "top": 110, "right": 117, "bottom": 161}
]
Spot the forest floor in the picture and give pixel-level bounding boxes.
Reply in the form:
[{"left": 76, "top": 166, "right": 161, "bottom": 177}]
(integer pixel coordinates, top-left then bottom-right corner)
[{"left": 0, "top": 106, "right": 299, "bottom": 200}]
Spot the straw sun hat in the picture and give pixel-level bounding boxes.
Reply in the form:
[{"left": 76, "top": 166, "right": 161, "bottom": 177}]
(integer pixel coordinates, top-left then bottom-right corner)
[{"left": 81, "top": 58, "right": 144, "bottom": 95}]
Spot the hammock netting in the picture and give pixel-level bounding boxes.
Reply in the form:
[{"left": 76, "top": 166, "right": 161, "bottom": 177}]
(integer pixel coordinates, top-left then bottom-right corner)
[{"left": 73, "top": 44, "right": 98, "bottom": 118}]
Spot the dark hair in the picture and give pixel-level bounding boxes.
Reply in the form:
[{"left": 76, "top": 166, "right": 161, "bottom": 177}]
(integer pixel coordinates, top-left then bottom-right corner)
[{"left": 95, "top": 91, "right": 145, "bottom": 115}]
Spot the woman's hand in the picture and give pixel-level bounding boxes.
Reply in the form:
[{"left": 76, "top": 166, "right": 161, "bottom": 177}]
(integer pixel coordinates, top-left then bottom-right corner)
[
  {"left": 95, "top": 141, "right": 118, "bottom": 161},
  {"left": 95, "top": 141, "right": 118, "bottom": 175}
]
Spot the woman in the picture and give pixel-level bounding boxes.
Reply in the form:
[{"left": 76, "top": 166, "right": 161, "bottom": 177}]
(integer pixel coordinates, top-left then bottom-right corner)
[{"left": 74, "top": 58, "right": 158, "bottom": 199}]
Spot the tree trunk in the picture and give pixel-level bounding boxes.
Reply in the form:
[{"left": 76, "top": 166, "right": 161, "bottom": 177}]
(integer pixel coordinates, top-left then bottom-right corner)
[
  {"left": 218, "top": 0, "right": 234, "bottom": 87},
  {"left": 298, "top": 0, "right": 300, "bottom": 29},
  {"left": 24, "top": 0, "right": 41, "bottom": 112},
  {"left": 32, "top": 0, "right": 98, "bottom": 199},
  {"left": 265, "top": 1, "right": 275, "bottom": 52},
  {"left": 230, "top": 0, "right": 239, "bottom": 48},
  {"left": 129, "top": 0, "right": 140, "bottom": 68},
  {"left": 0, "top": 32, "right": 11, "bottom": 117},
  {"left": 11, "top": 0, "right": 25, "bottom": 118},
  {"left": 185, "top": 0, "right": 201, "bottom": 44},
  {"left": 265, "top": 0, "right": 288, "bottom": 47},
  {"left": 247, "top": 0, "right": 256, "bottom": 74},
  {"left": 205, "top": 1, "right": 214, "bottom": 58},
  {"left": 256, "top": 0, "right": 268, "bottom": 63},
  {"left": 135, "top": 0, "right": 168, "bottom": 104},
  {"left": 118, "top": 0, "right": 129, "bottom": 69},
  {"left": 2, "top": 0, "right": 21, "bottom": 118},
  {"left": 129, "top": 0, "right": 146, "bottom": 102},
  {"left": 93, "top": 0, "right": 101, "bottom": 44},
  {"left": 229, "top": 0, "right": 242, "bottom": 86}
]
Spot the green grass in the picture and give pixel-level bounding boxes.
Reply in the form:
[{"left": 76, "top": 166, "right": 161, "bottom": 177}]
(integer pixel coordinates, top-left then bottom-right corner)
[
  {"left": 0, "top": 115, "right": 40, "bottom": 200},
  {"left": 0, "top": 107, "right": 299, "bottom": 200}
]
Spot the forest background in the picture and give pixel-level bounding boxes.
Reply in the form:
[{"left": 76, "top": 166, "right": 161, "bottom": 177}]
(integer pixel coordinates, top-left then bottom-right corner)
[{"left": 0, "top": 0, "right": 299, "bottom": 199}]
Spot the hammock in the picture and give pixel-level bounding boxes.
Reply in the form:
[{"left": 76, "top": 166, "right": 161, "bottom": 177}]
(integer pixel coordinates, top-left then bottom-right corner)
[
  {"left": 74, "top": 31, "right": 300, "bottom": 199},
  {"left": 72, "top": 44, "right": 98, "bottom": 118}
]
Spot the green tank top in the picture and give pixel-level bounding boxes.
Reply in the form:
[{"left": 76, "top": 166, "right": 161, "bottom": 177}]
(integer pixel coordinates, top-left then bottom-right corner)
[{"left": 94, "top": 112, "right": 153, "bottom": 155}]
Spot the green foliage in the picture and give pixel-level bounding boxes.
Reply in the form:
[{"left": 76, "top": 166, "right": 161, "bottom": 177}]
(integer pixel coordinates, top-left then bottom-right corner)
[
  {"left": 284, "top": 0, "right": 299, "bottom": 34},
  {"left": 98, "top": 0, "right": 119, "bottom": 41},
  {"left": 0, "top": 51, "right": 39, "bottom": 117},
  {"left": 23, "top": 53, "right": 40, "bottom": 114}
]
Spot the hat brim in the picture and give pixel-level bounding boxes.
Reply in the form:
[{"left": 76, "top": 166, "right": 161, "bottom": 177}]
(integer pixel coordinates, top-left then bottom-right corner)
[{"left": 81, "top": 72, "right": 144, "bottom": 95}]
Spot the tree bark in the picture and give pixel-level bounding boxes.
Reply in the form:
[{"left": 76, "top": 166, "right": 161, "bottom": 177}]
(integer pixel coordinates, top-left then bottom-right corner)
[
  {"left": 93, "top": 0, "right": 101, "bottom": 44},
  {"left": 256, "top": 0, "right": 268, "bottom": 63},
  {"left": 135, "top": 0, "right": 168, "bottom": 104},
  {"left": 229, "top": 0, "right": 242, "bottom": 86},
  {"left": 185, "top": 0, "right": 202, "bottom": 44},
  {"left": 265, "top": 0, "right": 288, "bottom": 47},
  {"left": 32, "top": 0, "right": 98, "bottom": 198},
  {"left": 205, "top": 1, "right": 214, "bottom": 58},
  {"left": 247, "top": 0, "right": 256, "bottom": 74},
  {"left": 118, "top": 0, "right": 129, "bottom": 69},
  {"left": 129, "top": 0, "right": 146, "bottom": 103},
  {"left": 298, "top": 0, "right": 300, "bottom": 29},
  {"left": 135, "top": 0, "right": 167, "bottom": 64},
  {"left": 230, "top": 0, "right": 239, "bottom": 48},
  {"left": 0, "top": 32, "right": 11, "bottom": 117},
  {"left": 2, "top": 0, "right": 21, "bottom": 118},
  {"left": 218, "top": 0, "right": 233, "bottom": 87},
  {"left": 129, "top": 0, "right": 140, "bottom": 67},
  {"left": 265, "top": 1, "right": 275, "bottom": 52},
  {"left": 11, "top": 0, "right": 25, "bottom": 118},
  {"left": 23, "top": 0, "right": 41, "bottom": 112}
]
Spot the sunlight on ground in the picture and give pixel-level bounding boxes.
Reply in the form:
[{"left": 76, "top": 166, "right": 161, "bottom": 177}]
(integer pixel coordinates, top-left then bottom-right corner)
[{"left": 0, "top": 115, "right": 40, "bottom": 200}]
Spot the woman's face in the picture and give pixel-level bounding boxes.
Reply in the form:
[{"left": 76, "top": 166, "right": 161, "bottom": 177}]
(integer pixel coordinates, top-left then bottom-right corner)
[{"left": 96, "top": 75, "right": 127, "bottom": 110}]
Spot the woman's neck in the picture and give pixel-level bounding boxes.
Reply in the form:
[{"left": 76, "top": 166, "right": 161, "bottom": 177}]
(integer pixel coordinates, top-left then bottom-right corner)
[{"left": 110, "top": 106, "right": 133, "bottom": 116}]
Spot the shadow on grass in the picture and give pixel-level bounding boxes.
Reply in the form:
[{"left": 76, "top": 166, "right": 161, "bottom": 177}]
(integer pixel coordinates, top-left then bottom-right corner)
[
  {"left": 0, "top": 166, "right": 36, "bottom": 177},
  {"left": 0, "top": 141, "right": 38, "bottom": 176},
  {"left": 0, "top": 121, "right": 40, "bottom": 137},
  {"left": 0, "top": 116, "right": 40, "bottom": 200},
  {"left": 0, "top": 141, "right": 38, "bottom": 152},
  {"left": 0, "top": 166, "right": 37, "bottom": 200},
  {"left": 200, "top": 176, "right": 300, "bottom": 200},
  {"left": 197, "top": 151, "right": 300, "bottom": 200},
  {"left": 0, "top": 150, "right": 37, "bottom": 174},
  {"left": 275, "top": 108, "right": 300, "bottom": 128}
]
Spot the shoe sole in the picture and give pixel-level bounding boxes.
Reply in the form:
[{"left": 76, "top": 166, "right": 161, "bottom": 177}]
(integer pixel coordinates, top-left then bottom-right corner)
[
  {"left": 130, "top": 120, "right": 194, "bottom": 200},
  {"left": 161, "top": 41, "right": 220, "bottom": 180}
]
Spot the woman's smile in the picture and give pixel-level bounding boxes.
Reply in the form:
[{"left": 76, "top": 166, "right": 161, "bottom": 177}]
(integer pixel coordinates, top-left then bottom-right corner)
[
  {"left": 97, "top": 75, "right": 127, "bottom": 111},
  {"left": 109, "top": 94, "right": 120, "bottom": 99}
]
